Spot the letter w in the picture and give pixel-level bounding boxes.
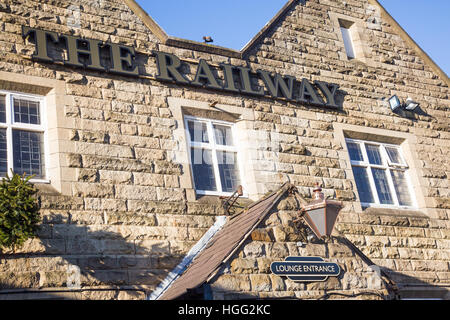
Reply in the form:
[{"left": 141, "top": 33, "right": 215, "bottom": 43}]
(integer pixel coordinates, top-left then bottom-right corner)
[{"left": 258, "top": 70, "right": 295, "bottom": 100}]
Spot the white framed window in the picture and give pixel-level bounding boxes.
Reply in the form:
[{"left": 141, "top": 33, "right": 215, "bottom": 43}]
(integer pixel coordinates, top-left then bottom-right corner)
[
  {"left": 0, "top": 90, "right": 48, "bottom": 182},
  {"left": 185, "top": 116, "right": 243, "bottom": 197},
  {"left": 346, "top": 138, "right": 416, "bottom": 209}
]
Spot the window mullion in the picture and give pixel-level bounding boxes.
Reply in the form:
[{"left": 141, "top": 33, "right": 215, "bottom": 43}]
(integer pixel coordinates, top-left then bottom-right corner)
[
  {"left": 385, "top": 167, "right": 400, "bottom": 206},
  {"left": 361, "top": 144, "right": 380, "bottom": 205},
  {"left": 207, "top": 121, "right": 222, "bottom": 193},
  {"left": 381, "top": 144, "right": 400, "bottom": 206}
]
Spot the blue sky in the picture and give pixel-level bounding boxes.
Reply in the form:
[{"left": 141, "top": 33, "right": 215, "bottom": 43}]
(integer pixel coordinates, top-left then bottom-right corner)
[{"left": 137, "top": 0, "right": 449, "bottom": 76}]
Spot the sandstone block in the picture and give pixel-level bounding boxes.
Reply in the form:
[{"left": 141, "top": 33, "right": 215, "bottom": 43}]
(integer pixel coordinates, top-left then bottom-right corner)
[
  {"left": 115, "top": 185, "right": 158, "bottom": 201},
  {"left": 243, "top": 242, "right": 265, "bottom": 258},
  {"left": 251, "top": 228, "right": 273, "bottom": 242},
  {"left": 72, "top": 182, "right": 115, "bottom": 198},
  {"left": 250, "top": 274, "right": 271, "bottom": 292},
  {"left": 99, "top": 170, "right": 132, "bottom": 184},
  {"left": 211, "top": 275, "right": 251, "bottom": 292},
  {"left": 230, "top": 258, "right": 258, "bottom": 274}
]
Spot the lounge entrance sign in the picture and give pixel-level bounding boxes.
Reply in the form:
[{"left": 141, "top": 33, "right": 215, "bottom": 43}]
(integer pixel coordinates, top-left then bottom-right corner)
[{"left": 270, "top": 256, "right": 340, "bottom": 282}]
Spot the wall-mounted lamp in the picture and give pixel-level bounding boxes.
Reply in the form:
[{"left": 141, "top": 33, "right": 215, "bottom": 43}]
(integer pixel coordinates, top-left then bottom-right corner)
[
  {"left": 405, "top": 97, "right": 419, "bottom": 111},
  {"left": 388, "top": 95, "right": 420, "bottom": 113},
  {"left": 388, "top": 95, "right": 402, "bottom": 112},
  {"left": 301, "top": 185, "right": 343, "bottom": 239}
]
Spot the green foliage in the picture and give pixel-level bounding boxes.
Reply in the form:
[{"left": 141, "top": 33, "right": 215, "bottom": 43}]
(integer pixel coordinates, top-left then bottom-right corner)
[{"left": 0, "top": 172, "right": 40, "bottom": 251}]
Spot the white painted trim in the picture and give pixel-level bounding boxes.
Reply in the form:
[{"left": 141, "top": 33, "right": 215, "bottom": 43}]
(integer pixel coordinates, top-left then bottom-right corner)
[
  {"left": 147, "top": 216, "right": 228, "bottom": 300},
  {"left": 346, "top": 138, "right": 417, "bottom": 210},
  {"left": 0, "top": 91, "right": 47, "bottom": 180},
  {"left": 185, "top": 116, "right": 247, "bottom": 197}
]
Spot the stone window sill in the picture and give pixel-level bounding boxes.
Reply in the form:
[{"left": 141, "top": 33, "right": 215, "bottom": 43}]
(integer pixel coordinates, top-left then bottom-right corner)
[{"left": 362, "top": 206, "right": 429, "bottom": 219}]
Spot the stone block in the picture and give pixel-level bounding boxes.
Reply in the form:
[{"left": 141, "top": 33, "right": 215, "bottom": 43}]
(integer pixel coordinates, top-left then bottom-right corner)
[
  {"left": 118, "top": 255, "right": 153, "bottom": 269},
  {"left": 328, "top": 243, "right": 353, "bottom": 258},
  {"left": 250, "top": 274, "right": 271, "bottom": 292},
  {"left": 99, "top": 170, "right": 132, "bottom": 184},
  {"left": 243, "top": 241, "right": 265, "bottom": 258},
  {"left": 395, "top": 227, "right": 425, "bottom": 238},
  {"left": 72, "top": 182, "right": 115, "bottom": 198},
  {"left": 270, "top": 274, "right": 286, "bottom": 291},
  {"left": 115, "top": 185, "right": 158, "bottom": 201},
  {"left": 256, "top": 258, "right": 273, "bottom": 273},
  {"left": 156, "top": 187, "right": 185, "bottom": 202},
  {"left": 230, "top": 258, "right": 258, "bottom": 274},
  {"left": 211, "top": 275, "right": 251, "bottom": 292},
  {"left": 66, "top": 239, "right": 102, "bottom": 255},
  {"left": 265, "top": 242, "right": 288, "bottom": 258},
  {"left": 365, "top": 236, "right": 390, "bottom": 247},
  {"left": 0, "top": 272, "right": 40, "bottom": 290},
  {"left": 250, "top": 228, "right": 273, "bottom": 242},
  {"left": 135, "top": 240, "right": 170, "bottom": 255}
]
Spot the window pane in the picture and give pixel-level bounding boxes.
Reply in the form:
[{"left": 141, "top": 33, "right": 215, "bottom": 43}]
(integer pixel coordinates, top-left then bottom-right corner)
[
  {"left": 13, "top": 130, "right": 45, "bottom": 179},
  {"left": 366, "top": 144, "right": 383, "bottom": 165},
  {"left": 187, "top": 121, "right": 209, "bottom": 143},
  {"left": 385, "top": 146, "right": 403, "bottom": 164},
  {"left": 14, "top": 98, "right": 41, "bottom": 125},
  {"left": 391, "top": 170, "right": 413, "bottom": 206},
  {"left": 0, "top": 129, "right": 7, "bottom": 176},
  {"left": 371, "top": 168, "right": 393, "bottom": 204},
  {"left": 0, "top": 95, "right": 6, "bottom": 123},
  {"left": 217, "top": 151, "right": 240, "bottom": 193},
  {"left": 347, "top": 142, "right": 364, "bottom": 161},
  {"left": 191, "top": 148, "right": 216, "bottom": 191},
  {"left": 340, "top": 27, "right": 355, "bottom": 59},
  {"left": 214, "top": 124, "right": 233, "bottom": 146},
  {"left": 351, "top": 166, "right": 374, "bottom": 203}
]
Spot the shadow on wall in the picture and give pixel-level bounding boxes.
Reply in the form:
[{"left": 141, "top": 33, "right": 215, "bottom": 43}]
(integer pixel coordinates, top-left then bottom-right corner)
[
  {"left": 174, "top": 234, "right": 449, "bottom": 300},
  {"left": 378, "top": 267, "right": 449, "bottom": 300},
  {"left": 0, "top": 214, "right": 184, "bottom": 300}
]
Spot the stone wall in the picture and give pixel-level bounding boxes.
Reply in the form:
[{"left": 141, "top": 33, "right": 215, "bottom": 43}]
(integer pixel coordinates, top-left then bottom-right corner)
[
  {"left": 210, "top": 194, "right": 391, "bottom": 300},
  {"left": 0, "top": 0, "right": 448, "bottom": 299}
]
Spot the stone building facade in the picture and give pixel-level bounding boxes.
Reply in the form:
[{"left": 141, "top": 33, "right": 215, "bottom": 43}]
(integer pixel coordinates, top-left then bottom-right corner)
[{"left": 0, "top": 0, "right": 448, "bottom": 300}]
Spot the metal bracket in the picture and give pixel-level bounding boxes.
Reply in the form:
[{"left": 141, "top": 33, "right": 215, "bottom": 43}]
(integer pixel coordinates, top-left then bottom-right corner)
[{"left": 220, "top": 185, "right": 243, "bottom": 215}]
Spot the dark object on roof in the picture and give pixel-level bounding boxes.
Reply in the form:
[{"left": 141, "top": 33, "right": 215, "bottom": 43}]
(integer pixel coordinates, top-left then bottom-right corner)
[{"left": 159, "top": 183, "right": 290, "bottom": 300}]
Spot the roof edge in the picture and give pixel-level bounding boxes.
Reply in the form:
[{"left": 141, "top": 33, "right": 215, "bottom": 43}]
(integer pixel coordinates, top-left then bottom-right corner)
[
  {"left": 166, "top": 37, "right": 242, "bottom": 59},
  {"left": 148, "top": 216, "right": 228, "bottom": 300},
  {"left": 368, "top": 0, "right": 449, "bottom": 87},
  {"left": 123, "top": 0, "right": 169, "bottom": 43},
  {"left": 123, "top": 0, "right": 449, "bottom": 87},
  {"left": 240, "top": 0, "right": 300, "bottom": 56}
]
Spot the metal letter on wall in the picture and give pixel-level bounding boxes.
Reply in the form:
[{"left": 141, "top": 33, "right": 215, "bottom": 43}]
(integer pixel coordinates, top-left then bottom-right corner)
[
  {"left": 258, "top": 70, "right": 296, "bottom": 100},
  {"left": 191, "top": 59, "right": 222, "bottom": 90},
  {"left": 315, "top": 81, "right": 339, "bottom": 108},
  {"left": 62, "top": 35, "right": 105, "bottom": 71},
  {"left": 153, "top": 51, "right": 190, "bottom": 84},
  {"left": 220, "top": 63, "right": 240, "bottom": 93},
  {"left": 109, "top": 43, "right": 139, "bottom": 76},
  {"left": 235, "top": 66, "right": 264, "bottom": 96},
  {"left": 22, "top": 27, "right": 59, "bottom": 63},
  {"left": 297, "top": 78, "right": 323, "bottom": 106}
]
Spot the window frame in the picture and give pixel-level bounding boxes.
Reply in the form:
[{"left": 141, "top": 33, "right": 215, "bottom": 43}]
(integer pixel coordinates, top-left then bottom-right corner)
[
  {"left": 0, "top": 90, "right": 49, "bottom": 183},
  {"left": 346, "top": 138, "right": 416, "bottom": 210},
  {"left": 184, "top": 115, "right": 245, "bottom": 197}
]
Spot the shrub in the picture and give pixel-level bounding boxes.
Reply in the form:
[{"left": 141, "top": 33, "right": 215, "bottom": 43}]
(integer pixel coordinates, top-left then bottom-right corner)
[{"left": 0, "top": 172, "right": 40, "bottom": 251}]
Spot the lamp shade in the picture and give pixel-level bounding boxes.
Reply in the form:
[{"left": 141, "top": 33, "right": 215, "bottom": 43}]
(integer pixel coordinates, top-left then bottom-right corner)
[{"left": 301, "top": 187, "right": 343, "bottom": 238}]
